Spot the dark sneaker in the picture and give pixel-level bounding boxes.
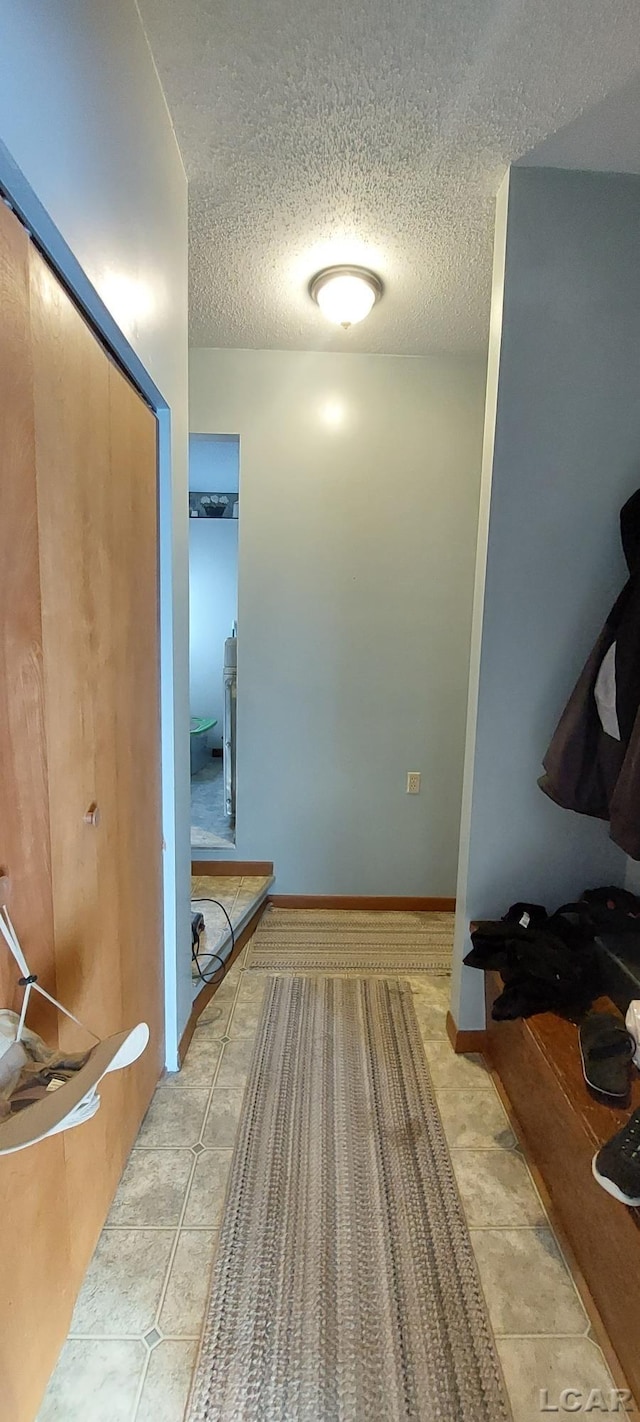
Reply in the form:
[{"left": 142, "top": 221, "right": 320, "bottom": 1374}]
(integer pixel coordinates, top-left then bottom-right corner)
[
  {"left": 579, "top": 1010, "right": 634, "bottom": 1101},
  {"left": 593, "top": 1108, "right": 640, "bottom": 1205}
]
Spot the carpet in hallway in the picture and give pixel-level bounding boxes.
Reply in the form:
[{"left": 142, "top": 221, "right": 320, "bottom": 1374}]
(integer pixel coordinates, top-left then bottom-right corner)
[
  {"left": 245, "top": 906, "right": 453, "bottom": 974},
  {"left": 186, "top": 976, "right": 510, "bottom": 1422}
]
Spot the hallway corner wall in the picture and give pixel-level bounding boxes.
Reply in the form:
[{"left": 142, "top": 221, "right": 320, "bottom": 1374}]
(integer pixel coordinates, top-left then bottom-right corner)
[{"left": 452, "top": 165, "right": 640, "bottom": 1030}]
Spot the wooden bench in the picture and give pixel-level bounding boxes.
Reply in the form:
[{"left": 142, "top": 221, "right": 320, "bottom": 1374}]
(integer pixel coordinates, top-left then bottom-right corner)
[{"left": 485, "top": 971, "right": 640, "bottom": 1405}]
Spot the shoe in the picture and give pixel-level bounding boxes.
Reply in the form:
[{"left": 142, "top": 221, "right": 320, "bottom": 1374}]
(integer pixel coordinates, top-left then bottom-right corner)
[
  {"left": 579, "top": 1010, "right": 634, "bottom": 1100},
  {"left": 592, "top": 1108, "right": 640, "bottom": 1206}
]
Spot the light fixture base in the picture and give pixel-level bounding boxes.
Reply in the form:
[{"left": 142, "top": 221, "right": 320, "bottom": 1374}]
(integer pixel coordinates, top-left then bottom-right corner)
[{"left": 309, "top": 265, "right": 383, "bottom": 328}]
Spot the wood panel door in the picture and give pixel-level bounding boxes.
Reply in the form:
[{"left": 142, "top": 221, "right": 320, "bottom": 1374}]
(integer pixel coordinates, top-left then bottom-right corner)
[
  {"left": 0, "top": 203, "right": 57, "bottom": 1035},
  {"left": 106, "top": 360, "right": 164, "bottom": 1117},
  {"left": 30, "top": 242, "right": 164, "bottom": 1264},
  {"left": 0, "top": 195, "right": 75, "bottom": 1422},
  {"left": 0, "top": 200, "right": 164, "bottom": 1420}
]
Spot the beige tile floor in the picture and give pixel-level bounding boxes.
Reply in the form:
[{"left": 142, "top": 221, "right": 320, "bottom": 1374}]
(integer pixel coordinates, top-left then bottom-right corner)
[
  {"left": 190, "top": 875, "right": 272, "bottom": 1000},
  {"left": 39, "top": 958, "right": 621, "bottom": 1422}
]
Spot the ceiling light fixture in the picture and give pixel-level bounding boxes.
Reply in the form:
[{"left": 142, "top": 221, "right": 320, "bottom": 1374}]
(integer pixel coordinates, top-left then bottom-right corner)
[{"left": 310, "top": 265, "right": 383, "bottom": 329}]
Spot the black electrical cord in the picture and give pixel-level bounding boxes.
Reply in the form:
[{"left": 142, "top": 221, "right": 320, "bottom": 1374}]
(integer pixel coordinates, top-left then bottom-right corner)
[{"left": 190, "top": 897, "right": 236, "bottom": 986}]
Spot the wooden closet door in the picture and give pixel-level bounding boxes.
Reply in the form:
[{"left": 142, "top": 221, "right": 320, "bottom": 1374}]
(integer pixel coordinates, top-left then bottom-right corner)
[
  {"left": 0, "top": 206, "right": 163, "bottom": 1421},
  {"left": 107, "top": 361, "right": 164, "bottom": 1117},
  {"left": 30, "top": 248, "right": 129, "bottom": 1266},
  {"left": 0, "top": 205, "right": 57, "bottom": 1028},
  {"left": 30, "top": 250, "right": 112, "bottom": 1039},
  {"left": 0, "top": 204, "right": 73, "bottom": 1422},
  {"left": 30, "top": 246, "right": 164, "bottom": 1267}
]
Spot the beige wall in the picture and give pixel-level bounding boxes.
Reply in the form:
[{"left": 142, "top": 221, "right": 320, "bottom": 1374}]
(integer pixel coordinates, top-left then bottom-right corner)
[{"left": 190, "top": 347, "right": 486, "bottom": 894}]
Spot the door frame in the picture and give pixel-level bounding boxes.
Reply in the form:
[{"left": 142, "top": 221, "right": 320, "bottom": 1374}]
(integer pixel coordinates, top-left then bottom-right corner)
[{"left": 0, "top": 138, "right": 184, "bottom": 1070}]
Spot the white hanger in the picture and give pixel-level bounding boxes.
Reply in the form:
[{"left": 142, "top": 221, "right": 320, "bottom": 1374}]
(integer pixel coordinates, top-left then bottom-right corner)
[{"left": 0, "top": 892, "right": 148, "bottom": 1156}]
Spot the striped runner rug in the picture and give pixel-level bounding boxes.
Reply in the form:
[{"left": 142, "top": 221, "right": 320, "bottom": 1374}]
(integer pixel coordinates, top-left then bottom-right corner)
[
  {"left": 186, "top": 976, "right": 510, "bottom": 1422},
  {"left": 245, "top": 906, "right": 454, "bottom": 974}
]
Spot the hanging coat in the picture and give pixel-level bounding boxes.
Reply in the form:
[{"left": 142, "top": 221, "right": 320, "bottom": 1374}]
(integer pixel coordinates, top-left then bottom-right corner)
[{"left": 539, "top": 488, "right": 640, "bottom": 859}]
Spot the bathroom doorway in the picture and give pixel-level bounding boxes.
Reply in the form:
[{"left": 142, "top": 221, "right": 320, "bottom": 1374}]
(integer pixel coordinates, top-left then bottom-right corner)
[{"left": 189, "top": 433, "right": 239, "bottom": 850}]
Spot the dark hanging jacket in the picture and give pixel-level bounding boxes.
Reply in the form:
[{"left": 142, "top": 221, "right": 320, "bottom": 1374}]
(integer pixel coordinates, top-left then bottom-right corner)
[{"left": 539, "top": 488, "right": 640, "bottom": 859}]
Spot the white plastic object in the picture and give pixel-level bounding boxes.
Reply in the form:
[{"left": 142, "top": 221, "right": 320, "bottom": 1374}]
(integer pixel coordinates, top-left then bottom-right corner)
[
  {"left": 624, "top": 999, "right": 640, "bottom": 1068},
  {"left": 0, "top": 903, "right": 149, "bottom": 1155}
]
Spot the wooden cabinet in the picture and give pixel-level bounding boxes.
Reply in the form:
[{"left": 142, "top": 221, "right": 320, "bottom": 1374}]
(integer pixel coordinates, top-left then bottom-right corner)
[{"left": 0, "top": 200, "right": 164, "bottom": 1420}]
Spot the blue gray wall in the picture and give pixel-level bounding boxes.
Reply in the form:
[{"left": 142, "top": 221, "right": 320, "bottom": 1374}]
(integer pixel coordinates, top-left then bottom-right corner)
[
  {"left": 453, "top": 167, "right": 640, "bottom": 1029},
  {"left": 190, "top": 348, "right": 486, "bottom": 894}
]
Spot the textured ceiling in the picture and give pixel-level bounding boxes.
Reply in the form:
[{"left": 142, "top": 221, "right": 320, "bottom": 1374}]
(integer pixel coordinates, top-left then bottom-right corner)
[
  {"left": 521, "top": 71, "right": 640, "bottom": 175},
  {"left": 138, "top": 0, "right": 640, "bottom": 354}
]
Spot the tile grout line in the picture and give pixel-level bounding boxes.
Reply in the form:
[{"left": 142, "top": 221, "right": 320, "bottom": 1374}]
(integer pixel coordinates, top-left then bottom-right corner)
[
  {"left": 131, "top": 1152, "right": 200, "bottom": 1419},
  {"left": 129, "top": 1344, "right": 151, "bottom": 1422},
  {"left": 130, "top": 1143, "right": 230, "bottom": 1151},
  {"left": 448, "top": 1145, "right": 530, "bottom": 1153},
  {"left": 468, "top": 1223, "right": 574, "bottom": 1232},
  {"left": 493, "top": 1331, "right": 608, "bottom": 1340},
  {"left": 445, "top": 1144, "right": 527, "bottom": 1151},
  {"left": 66, "top": 1332, "right": 201, "bottom": 1342},
  {"left": 102, "top": 1224, "right": 222, "bottom": 1231}
]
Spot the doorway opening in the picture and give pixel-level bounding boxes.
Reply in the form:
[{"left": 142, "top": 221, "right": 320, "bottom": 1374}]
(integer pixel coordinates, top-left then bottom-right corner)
[{"left": 189, "top": 433, "right": 239, "bottom": 851}]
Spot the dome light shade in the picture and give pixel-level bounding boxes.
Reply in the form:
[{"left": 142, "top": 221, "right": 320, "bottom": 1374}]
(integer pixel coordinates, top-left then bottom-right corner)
[{"left": 310, "top": 266, "right": 383, "bottom": 328}]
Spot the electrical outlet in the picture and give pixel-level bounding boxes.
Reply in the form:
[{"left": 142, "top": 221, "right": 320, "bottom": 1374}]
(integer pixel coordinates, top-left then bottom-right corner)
[{"left": 406, "top": 771, "right": 421, "bottom": 794}]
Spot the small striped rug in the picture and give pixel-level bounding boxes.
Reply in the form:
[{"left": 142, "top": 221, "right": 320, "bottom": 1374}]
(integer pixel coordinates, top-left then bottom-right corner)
[{"left": 245, "top": 906, "right": 454, "bottom": 974}]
